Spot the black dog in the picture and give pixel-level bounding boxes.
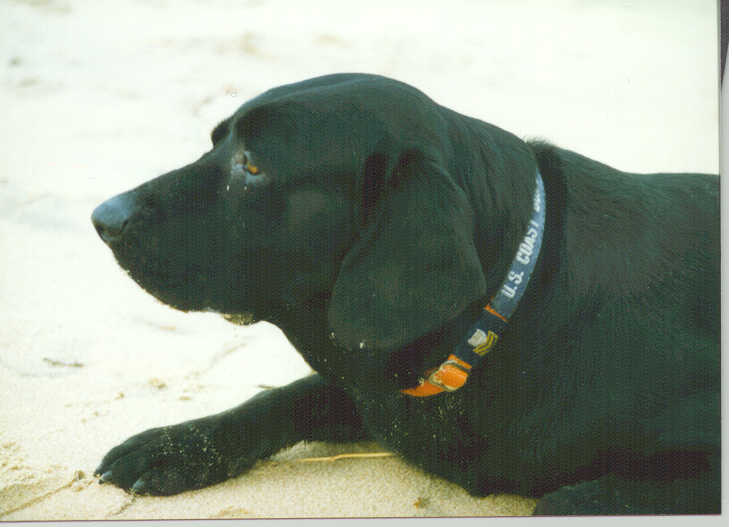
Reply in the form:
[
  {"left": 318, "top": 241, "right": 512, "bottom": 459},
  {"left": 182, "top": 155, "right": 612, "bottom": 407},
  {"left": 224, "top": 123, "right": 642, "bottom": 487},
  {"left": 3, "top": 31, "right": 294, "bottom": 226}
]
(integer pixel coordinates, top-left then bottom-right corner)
[{"left": 91, "top": 73, "right": 720, "bottom": 515}]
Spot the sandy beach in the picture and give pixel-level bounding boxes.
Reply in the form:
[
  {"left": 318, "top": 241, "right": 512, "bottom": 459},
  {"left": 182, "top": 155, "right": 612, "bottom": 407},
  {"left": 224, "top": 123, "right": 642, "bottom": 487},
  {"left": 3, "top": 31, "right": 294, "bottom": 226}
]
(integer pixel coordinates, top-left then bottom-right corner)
[{"left": 0, "top": 0, "right": 719, "bottom": 520}]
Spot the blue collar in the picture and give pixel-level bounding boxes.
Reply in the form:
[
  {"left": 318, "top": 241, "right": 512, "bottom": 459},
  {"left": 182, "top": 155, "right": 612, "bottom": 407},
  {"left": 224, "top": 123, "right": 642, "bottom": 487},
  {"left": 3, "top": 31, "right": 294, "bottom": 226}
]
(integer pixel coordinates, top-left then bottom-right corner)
[{"left": 402, "top": 170, "right": 546, "bottom": 396}]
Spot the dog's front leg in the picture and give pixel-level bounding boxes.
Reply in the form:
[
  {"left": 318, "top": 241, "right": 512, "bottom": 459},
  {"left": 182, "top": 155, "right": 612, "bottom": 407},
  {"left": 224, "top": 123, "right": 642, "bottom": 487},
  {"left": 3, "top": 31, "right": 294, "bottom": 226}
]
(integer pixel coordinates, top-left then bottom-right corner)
[{"left": 95, "top": 374, "right": 367, "bottom": 495}]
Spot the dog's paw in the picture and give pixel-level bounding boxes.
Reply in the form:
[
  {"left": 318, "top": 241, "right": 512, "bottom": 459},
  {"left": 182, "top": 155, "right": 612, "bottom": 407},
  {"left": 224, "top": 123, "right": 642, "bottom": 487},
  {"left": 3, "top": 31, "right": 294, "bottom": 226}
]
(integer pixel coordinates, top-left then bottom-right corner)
[{"left": 94, "top": 417, "right": 254, "bottom": 496}]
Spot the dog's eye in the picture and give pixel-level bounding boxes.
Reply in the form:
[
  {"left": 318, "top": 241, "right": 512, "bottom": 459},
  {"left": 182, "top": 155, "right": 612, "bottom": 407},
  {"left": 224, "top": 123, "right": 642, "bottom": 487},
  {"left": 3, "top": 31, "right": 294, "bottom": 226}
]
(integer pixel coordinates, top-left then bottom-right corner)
[
  {"left": 231, "top": 151, "right": 264, "bottom": 183},
  {"left": 244, "top": 161, "right": 260, "bottom": 175},
  {"left": 234, "top": 152, "right": 260, "bottom": 174}
]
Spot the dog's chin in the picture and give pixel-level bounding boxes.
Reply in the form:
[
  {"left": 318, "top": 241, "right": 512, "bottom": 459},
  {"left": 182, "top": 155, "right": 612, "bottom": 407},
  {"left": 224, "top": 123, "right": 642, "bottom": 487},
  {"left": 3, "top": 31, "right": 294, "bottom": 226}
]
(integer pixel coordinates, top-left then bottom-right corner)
[
  {"left": 114, "top": 258, "right": 257, "bottom": 318},
  {"left": 220, "top": 312, "right": 257, "bottom": 326},
  {"left": 135, "top": 279, "right": 207, "bottom": 313},
  {"left": 115, "top": 262, "right": 208, "bottom": 313}
]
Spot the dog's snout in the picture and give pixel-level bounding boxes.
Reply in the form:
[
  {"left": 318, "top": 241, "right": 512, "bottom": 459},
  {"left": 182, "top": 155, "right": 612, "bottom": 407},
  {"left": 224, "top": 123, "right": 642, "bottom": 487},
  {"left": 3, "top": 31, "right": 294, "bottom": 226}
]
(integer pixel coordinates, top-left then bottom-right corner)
[{"left": 91, "top": 193, "right": 135, "bottom": 243}]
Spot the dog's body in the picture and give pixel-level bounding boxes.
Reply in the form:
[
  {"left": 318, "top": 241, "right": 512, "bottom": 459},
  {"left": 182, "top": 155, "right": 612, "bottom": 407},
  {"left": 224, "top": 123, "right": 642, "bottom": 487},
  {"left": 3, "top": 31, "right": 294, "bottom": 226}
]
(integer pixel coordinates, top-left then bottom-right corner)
[{"left": 91, "top": 74, "right": 720, "bottom": 515}]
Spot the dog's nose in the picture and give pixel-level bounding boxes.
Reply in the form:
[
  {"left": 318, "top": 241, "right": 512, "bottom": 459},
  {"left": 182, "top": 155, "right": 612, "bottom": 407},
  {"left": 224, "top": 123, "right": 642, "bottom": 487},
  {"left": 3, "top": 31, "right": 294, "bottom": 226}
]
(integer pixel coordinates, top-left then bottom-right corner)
[{"left": 91, "top": 193, "right": 135, "bottom": 243}]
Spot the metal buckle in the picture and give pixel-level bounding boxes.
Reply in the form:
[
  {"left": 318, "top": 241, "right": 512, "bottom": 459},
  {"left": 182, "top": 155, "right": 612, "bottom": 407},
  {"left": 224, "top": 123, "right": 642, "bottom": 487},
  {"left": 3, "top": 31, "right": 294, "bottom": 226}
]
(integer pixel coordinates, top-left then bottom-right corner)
[
  {"left": 427, "top": 371, "right": 458, "bottom": 391},
  {"left": 426, "top": 360, "right": 469, "bottom": 392}
]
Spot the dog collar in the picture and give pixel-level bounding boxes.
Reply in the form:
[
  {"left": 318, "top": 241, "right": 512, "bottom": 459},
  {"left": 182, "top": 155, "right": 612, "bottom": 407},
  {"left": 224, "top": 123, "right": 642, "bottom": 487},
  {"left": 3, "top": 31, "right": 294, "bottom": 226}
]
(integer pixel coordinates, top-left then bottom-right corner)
[{"left": 401, "top": 170, "right": 546, "bottom": 397}]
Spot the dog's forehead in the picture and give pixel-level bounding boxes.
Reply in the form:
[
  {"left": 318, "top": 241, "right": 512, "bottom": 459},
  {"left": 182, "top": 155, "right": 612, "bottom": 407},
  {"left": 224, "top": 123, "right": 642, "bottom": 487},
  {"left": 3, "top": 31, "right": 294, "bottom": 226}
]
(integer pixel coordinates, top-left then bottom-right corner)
[
  {"left": 226, "top": 74, "right": 429, "bottom": 135},
  {"left": 209, "top": 75, "right": 439, "bottom": 181}
]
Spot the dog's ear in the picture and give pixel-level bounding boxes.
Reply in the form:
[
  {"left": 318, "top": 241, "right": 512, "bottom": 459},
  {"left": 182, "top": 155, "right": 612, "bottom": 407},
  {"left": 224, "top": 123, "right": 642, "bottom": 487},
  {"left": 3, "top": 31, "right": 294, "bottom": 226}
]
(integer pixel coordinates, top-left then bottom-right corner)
[{"left": 328, "top": 149, "right": 486, "bottom": 351}]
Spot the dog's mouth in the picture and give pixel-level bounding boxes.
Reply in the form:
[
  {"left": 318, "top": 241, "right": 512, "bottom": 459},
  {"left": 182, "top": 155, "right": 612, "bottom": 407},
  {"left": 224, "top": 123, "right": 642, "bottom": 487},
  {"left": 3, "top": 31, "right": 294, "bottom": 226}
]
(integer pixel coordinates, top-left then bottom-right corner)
[
  {"left": 123, "top": 266, "right": 205, "bottom": 311},
  {"left": 102, "top": 239, "right": 208, "bottom": 310},
  {"left": 105, "top": 233, "right": 259, "bottom": 316}
]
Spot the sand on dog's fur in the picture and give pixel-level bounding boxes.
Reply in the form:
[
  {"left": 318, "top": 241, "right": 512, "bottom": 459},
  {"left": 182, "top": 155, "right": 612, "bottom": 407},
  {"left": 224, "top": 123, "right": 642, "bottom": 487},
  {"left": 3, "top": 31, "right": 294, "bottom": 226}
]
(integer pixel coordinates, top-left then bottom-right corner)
[{"left": 0, "top": 0, "right": 718, "bottom": 520}]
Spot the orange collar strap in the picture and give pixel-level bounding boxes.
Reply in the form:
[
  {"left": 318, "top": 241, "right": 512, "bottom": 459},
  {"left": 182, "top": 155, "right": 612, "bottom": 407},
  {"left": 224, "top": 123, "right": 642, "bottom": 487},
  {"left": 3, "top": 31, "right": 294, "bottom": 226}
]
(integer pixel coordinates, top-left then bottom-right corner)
[
  {"left": 401, "top": 354, "right": 472, "bottom": 397},
  {"left": 399, "top": 302, "right": 507, "bottom": 397}
]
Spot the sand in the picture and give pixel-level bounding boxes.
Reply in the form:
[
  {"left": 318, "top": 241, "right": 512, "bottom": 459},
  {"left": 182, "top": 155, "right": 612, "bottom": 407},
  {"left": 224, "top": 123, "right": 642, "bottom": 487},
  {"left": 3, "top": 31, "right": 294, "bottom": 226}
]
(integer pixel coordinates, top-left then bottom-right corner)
[{"left": 0, "top": 0, "right": 719, "bottom": 520}]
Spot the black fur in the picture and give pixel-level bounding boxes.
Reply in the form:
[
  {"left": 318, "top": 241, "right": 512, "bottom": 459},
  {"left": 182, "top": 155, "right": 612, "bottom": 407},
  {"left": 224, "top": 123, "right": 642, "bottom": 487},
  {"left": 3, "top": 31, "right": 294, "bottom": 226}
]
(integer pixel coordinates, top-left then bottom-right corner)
[{"left": 91, "top": 74, "right": 720, "bottom": 515}]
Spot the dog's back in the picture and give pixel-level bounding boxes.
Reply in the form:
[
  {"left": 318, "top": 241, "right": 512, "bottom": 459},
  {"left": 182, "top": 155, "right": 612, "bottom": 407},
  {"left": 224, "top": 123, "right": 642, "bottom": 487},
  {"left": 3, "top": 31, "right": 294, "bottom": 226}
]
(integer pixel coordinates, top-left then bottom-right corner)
[{"left": 523, "top": 142, "right": 720, "bottom": 513}]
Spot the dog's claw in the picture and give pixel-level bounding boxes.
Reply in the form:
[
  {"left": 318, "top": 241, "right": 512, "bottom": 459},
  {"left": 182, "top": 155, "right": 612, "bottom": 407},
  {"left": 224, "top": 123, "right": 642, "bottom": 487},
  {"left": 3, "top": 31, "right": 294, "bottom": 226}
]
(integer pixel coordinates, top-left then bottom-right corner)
[
  {"left": 99, "top": 470, "right": 113, "bottom": 483},
  {"left": 131, "top": 478, "right": 147, "bottom": 494}
]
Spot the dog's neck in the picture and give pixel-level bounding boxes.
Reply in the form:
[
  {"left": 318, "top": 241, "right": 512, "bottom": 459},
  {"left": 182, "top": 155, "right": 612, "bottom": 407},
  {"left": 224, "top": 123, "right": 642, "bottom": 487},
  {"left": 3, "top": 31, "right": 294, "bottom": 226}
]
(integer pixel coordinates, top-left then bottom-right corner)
[
  {"left": 401, "top": 170, "right": 546, "bottom": 396},
  {"left": 267, "top": 170, "right": 546, "bottom": 395}
]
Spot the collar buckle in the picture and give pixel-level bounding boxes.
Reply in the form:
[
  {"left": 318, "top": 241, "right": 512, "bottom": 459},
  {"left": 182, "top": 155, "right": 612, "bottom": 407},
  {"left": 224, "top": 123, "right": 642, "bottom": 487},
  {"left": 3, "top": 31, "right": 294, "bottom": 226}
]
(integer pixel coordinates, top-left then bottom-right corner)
[{"left": 400, "top": 354, "right": 472, "bottom": 397}]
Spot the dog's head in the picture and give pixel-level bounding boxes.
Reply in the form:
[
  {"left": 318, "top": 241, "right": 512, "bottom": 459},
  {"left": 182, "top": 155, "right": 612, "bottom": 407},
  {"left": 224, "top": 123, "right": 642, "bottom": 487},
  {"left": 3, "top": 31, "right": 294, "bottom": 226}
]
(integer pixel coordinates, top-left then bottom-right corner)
[{"left": 92, "top": 74, "right": 489, "bottom": 352}]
